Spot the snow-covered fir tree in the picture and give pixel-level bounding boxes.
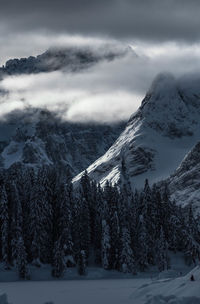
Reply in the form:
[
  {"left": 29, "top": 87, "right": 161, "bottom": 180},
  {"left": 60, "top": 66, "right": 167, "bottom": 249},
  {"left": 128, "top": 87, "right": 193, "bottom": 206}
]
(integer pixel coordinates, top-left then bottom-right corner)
[
  {"left": 16, "top": 236, "right": 29, "bottom": 279},
  {"left": 137, "top": 214, "right": 148, "bottom": 271},
  {"left": 52, "top": 239, "right": 65, "bottom": 278},
  {"left": 119, "top": 226, "right": 136, "bottom": 273},
  {"left": 101, "top": 219, "right": 111, "bottom": 270},
  {"left": 155, "top": 227, "right": 170, "bottom": 272},
  {"left": 77, "top": 250, "right": 87, "bottom": 275}
]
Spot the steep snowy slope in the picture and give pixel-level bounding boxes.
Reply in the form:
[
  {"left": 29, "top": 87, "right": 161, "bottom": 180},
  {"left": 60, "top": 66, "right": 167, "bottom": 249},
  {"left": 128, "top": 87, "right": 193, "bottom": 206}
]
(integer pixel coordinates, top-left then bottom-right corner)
[
  {"left": 0, "top": 108, "right": 125, "bottom": 176},
  {"left": 161, "top": 142, "right": 200, "bottom": 213},
  {"left": 73, "top": 73, "right": 200, "bottom": 188}
]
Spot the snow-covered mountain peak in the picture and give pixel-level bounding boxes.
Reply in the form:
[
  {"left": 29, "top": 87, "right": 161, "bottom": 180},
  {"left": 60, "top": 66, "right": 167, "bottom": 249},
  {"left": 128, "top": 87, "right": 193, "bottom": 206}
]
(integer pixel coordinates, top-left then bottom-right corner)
[
  {"left": 141, "top": 73, "right": 180, "bottom": 113},
  {"left": 129, "top": 72, "right": 200, "bottom": 139},
  {"left": 73, "top": 73, "right": 200, "bottom": 192},
  {"left": 146, "top": 72, "right": 176, "bottom": 96}
]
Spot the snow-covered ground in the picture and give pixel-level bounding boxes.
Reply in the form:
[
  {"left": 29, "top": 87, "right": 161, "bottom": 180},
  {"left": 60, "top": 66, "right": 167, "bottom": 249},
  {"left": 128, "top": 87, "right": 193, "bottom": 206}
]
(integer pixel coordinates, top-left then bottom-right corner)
[
  {"left": 0, "top": 278, "right": 147, "bottom": 304},
  {"left": 0, "top": 267, "right": 200, "bottom": 304},
  {"left": 133, "top": 265, "right": 200, "bottom": 304},
  {"left": 0, "top": 256, "right": 199, "bottom": 304}
]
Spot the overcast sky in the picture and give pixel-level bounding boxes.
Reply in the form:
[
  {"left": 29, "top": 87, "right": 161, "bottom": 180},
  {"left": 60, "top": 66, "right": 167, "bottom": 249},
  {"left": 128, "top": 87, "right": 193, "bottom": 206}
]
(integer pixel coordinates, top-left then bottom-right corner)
[{"left": 1, "top": 0, "right": 200, "bottom": 122}]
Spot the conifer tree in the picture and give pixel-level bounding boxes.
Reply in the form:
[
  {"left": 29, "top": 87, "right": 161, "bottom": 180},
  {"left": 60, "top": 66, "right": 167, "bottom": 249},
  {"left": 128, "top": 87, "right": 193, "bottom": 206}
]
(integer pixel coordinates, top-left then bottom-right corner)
[
  {"left": 79, "top": 171, "right": 91, "bottom": 258},
  {"left": 77, "top": 250, "right": 86, "bottom": 275},
  {"left": 80, "top": 170, "right": 91, "bottom": 205},
  {"left": 0, "top": 185, "right": 9, "bottom": 268},
  {"left": 155, "top": 227, "right": 170, "bottom": 272},
  {"left": 29, "top": 180, "right": 43, "bottom": 265},
  {"left": 137, "top": 215, "right": 148, "bottom": 271},
  {"left": 119, "top": 226, "right": 136, "bottom": 273},
  {"left": 93, "top": 184, "right": 103, "bottom": 264},
  {"left": 16, "top": 236, "right": 29, "bottom": 279},
  {"left": 52, "top": 239, "right": 65, "bottom": 278},
  {"left": 143, "top": 179, "right": 156, "bottom": 264},
  {"left": 129, "top": 193, "right": 138, "bottom": 253},
  {"left": 101, "top": 219, "right": 111, "bottom": 270},
  {"left": 79, "top": 197, "right": 91, "bottom": 261},
  {"left": 9, "top": 182, "right": 24, "bottom": 264},
  {"left": 59, "top": 182, "right": 73, "bottom": 259}
]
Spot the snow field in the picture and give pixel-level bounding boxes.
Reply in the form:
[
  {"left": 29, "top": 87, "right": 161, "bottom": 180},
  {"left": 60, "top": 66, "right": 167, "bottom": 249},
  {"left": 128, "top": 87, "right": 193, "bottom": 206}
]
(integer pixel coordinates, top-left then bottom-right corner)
[{"left": 0, "top": 266, "right": 200, "bottom": 304}]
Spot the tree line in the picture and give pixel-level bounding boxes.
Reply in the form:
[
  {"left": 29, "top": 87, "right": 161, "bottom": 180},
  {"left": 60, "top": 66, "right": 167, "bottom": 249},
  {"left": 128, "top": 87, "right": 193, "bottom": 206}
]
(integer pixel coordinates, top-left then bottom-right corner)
[{"left": 0, "top": 164, "right": 199, "bottom": 279}]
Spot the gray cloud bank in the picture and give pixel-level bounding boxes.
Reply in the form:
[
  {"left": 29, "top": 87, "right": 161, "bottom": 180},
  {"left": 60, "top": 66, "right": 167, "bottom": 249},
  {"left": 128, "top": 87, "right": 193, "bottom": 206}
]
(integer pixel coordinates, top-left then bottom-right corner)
[
  {"left": 1, "top": 40, "right": 200, "bottom": 123},
  {"left": 1, "top": 0, "right": 200, "bottom": 43}
]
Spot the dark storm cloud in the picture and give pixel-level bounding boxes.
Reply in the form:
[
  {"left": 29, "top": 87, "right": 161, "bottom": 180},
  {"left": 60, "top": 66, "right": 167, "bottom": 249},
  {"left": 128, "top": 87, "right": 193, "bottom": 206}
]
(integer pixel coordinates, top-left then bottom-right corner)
[{"left": 1, "top": 0, "right": 200, "bottom": 42}]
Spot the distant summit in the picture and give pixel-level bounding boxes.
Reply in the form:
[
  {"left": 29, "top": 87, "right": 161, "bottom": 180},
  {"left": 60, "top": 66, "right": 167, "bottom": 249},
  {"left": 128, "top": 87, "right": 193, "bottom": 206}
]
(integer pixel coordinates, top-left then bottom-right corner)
[{"left": 0, "top": 45, "right": 133, "bottom": 77}]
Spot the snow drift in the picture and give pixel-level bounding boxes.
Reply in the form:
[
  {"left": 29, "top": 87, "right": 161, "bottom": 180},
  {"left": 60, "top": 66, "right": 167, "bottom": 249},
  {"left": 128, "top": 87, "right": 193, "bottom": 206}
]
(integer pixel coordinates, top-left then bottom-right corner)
[{"left": 132, "top": 265, "right": 200, "bottom": 304}]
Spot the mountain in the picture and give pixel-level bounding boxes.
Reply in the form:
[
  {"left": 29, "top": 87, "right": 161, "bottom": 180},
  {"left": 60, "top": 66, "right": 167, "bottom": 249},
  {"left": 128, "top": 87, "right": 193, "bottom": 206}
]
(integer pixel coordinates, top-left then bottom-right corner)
[
  {"left": 73, "top": 73, "right": 200, "bottom": 191},
  {"left": 0, "top": 108, "right": 125, "bottom": 177},
  {"left": 0, "top": 45, "right": 131, "bottom": 77},
  {"left": 163, "top": 141, "right": 200, "bottom": 214}
]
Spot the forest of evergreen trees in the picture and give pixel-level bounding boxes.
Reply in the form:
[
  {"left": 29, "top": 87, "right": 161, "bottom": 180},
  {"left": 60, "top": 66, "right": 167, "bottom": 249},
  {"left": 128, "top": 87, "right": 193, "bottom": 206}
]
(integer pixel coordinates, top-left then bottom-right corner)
[{"left": 0, "top": 164, "right": 200, "bottom": 279}]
